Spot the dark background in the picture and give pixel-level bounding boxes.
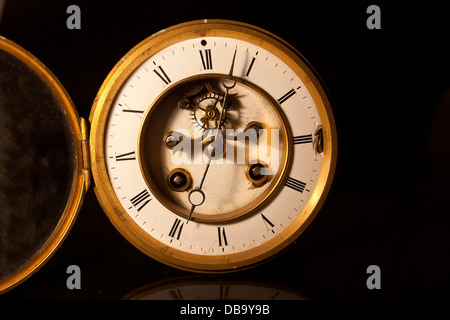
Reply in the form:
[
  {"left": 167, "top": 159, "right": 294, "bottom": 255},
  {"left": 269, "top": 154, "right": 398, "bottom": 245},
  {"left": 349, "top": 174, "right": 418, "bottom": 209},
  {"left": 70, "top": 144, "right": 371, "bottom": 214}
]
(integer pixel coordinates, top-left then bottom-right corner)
[{"left": 1, "top": 0, "right": 449, "bottom": 300}]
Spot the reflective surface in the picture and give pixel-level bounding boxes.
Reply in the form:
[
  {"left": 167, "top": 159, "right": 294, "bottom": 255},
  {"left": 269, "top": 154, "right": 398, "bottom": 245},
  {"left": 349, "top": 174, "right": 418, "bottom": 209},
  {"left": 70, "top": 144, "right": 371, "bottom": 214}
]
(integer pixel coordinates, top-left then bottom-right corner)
[
  {"left": 123, "top": 276, "right": 309, "bottom": 300},
  {"left": 0, "top": 47, "right": 76, "bottom": 285}
]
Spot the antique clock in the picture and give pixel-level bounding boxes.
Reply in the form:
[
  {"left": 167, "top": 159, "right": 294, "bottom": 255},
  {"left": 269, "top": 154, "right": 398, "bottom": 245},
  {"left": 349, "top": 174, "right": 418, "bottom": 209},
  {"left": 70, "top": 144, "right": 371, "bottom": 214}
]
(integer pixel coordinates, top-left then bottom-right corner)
[{"left": 0, "top": 19, "right": 337, "bottom": 293}]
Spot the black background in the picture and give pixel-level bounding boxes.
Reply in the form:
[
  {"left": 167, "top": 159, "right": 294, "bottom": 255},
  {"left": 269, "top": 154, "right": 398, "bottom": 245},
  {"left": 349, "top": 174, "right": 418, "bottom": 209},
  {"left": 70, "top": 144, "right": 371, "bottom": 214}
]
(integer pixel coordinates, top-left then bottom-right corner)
[{"left": 1, "top": 0, "right": 449, "bottom": 300}]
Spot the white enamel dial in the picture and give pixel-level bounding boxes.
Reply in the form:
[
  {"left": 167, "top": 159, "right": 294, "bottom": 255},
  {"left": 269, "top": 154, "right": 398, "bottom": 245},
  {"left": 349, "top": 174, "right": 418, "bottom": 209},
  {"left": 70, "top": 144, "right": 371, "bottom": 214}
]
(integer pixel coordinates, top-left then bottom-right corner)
[{"left": 90, "top": 20, "right": 336, "bottom": 272}]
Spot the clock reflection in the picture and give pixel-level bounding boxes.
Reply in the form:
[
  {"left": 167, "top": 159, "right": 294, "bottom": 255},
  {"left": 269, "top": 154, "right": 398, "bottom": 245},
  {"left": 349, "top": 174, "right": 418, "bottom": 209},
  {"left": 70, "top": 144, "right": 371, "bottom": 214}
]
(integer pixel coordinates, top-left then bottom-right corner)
[{"left": 123, "top": 276, "right": 309, "bottom": 300}]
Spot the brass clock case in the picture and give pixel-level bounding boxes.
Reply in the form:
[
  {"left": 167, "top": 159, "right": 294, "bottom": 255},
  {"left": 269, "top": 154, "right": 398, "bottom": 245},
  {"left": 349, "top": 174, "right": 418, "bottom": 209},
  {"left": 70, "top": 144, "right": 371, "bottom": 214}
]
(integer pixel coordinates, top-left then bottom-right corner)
[
  {"left": 89, "top": 20, "right": 337, "bottom": 273},
  {"left": 0, "top": 37, "right": 86, "bottom": 294}
]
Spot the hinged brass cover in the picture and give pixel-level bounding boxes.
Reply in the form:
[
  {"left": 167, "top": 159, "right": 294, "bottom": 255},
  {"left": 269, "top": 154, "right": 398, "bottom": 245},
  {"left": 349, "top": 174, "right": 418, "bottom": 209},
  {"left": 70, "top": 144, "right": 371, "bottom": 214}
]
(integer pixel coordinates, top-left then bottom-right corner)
[
  {"left": 81, "top": 117, "right": 92, "bottom": 190},
  {"left": 0, "top": 36, "right": 86, "bottom": 294}
]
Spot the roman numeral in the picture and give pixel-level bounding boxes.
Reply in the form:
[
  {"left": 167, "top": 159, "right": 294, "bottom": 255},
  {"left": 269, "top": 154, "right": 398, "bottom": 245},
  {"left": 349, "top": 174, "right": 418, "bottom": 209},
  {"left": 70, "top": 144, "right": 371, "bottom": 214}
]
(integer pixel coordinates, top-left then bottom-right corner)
[
  {"left": 261, "top": 213, "right": 275, "bottom": 233},
  {"left": 245, "top": 57, "right": 256, "bottom": 77},
  {"left": 218, "top": 227, "right": 228, "bottom": 247},
  {"left": 199, "top": 49, "right": 213, "bottom": 70},
  {"left": 169, "top": 289, "right": 184, "bottom": 300},
  {"left": 169, "top": 218, "right": 184, "bottom": 240},
  {"left": 285, "top": 177, "right": 306, "bottom": 193},
  {"left": 153, "top": 66, "right": 171, "bottom": 85},
  {"left": 130, "top": 189, "right": 151, "bottom": 211},
  {"left": 293, "top": 134, "right": 313, "bottom": 145},
  {"left": 277, "top": 89, "right": 296, "bottom": 104},
  {"left": 115, "top": 151, "right": 136, "bottom": 161},
  {"left": 219, "top": 285, "right": 230, "bottom": 300},
  {"left": 122, "top": 109, "right": 144, "bottom": 114}
]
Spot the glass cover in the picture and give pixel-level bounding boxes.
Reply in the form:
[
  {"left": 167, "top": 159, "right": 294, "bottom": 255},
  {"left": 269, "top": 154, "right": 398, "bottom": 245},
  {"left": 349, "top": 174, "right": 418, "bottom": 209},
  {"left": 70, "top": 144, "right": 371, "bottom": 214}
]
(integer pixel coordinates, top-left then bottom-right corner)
[{"left": 0, "top": 46, "right": 76, "bottom": 285}]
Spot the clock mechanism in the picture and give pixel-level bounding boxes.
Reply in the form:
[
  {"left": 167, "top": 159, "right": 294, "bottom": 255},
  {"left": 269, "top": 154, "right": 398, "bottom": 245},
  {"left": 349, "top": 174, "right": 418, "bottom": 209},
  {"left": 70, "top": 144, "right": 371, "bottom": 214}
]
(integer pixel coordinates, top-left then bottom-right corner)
[{"left": 177, "top": 81, "right": 234, "bottom": 132}]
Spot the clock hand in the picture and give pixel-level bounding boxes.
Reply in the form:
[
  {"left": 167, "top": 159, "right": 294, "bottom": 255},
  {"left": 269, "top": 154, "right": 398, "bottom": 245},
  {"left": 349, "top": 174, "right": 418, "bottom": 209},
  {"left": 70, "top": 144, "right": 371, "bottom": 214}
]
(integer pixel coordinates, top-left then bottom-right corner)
[
  {"left": 217, "top": 48, "right": 237, "bottom": 132},
  {"left": 186, "top": 155, "right": 211, "bottom": 224},
  {"left": 186, "top": 49, "right": 237, "bottom": 224},
  {"left": 222, "top": 48, "right": 237, "bottom": 101}
]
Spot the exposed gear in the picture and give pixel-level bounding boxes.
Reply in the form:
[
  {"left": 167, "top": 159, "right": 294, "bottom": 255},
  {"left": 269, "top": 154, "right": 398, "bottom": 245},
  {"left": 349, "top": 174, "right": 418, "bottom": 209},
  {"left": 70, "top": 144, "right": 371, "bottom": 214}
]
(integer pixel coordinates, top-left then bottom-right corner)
[{"left": 177, "top": 81, "right": 233, "bottom": 132}]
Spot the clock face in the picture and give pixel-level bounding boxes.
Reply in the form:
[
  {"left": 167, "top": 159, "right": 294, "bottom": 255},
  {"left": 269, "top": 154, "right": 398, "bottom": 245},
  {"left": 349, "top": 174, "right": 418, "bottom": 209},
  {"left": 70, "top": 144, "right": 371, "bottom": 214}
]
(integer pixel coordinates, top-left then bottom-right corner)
[
  {"left": 89, "top": 20, "right": 337, "bottom": 272},
  {"left": 138, "top": 74, "right": 290, "bottom": 223}
]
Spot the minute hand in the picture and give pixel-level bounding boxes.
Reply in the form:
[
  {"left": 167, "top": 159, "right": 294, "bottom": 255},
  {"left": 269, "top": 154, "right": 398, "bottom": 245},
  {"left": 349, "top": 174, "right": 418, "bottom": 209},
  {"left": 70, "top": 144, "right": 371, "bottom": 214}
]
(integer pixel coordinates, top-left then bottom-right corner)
[
  {"left": 186, "top": 49, "right": 237, "bottom": 224},
  {"left": 216, "top": 48, "right": 237, "bottom": 139}
]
